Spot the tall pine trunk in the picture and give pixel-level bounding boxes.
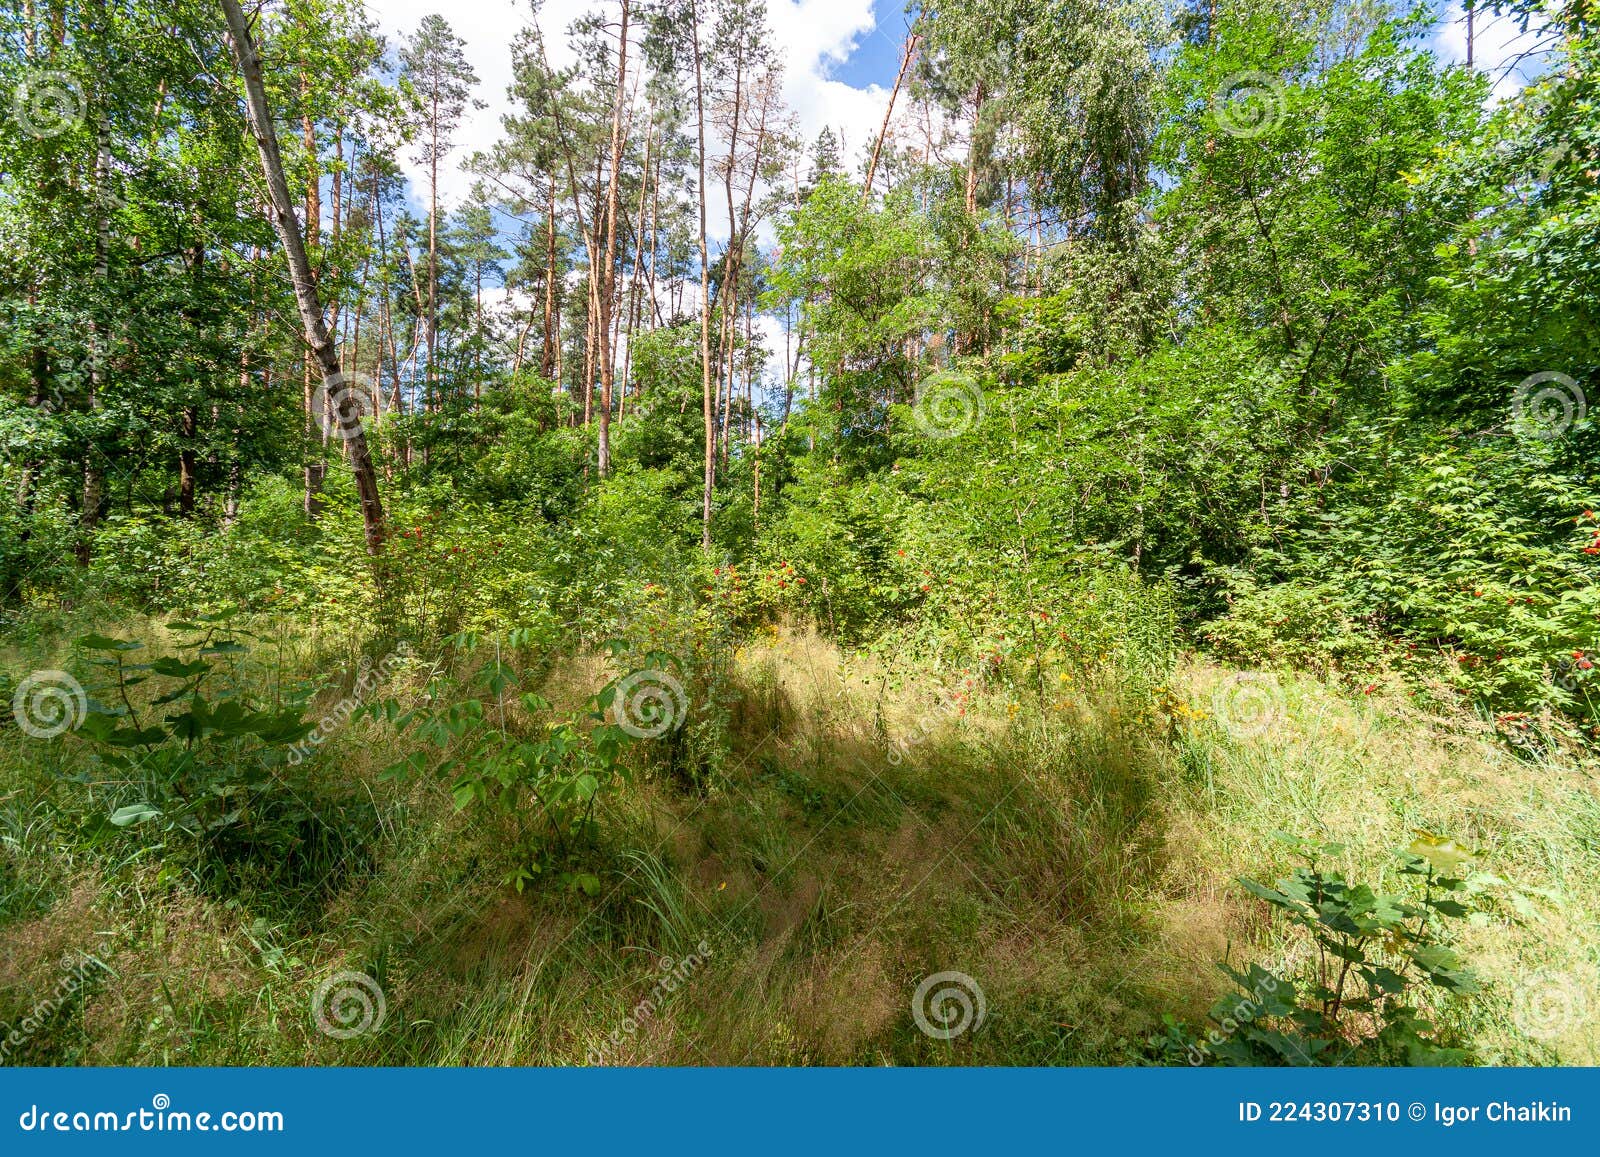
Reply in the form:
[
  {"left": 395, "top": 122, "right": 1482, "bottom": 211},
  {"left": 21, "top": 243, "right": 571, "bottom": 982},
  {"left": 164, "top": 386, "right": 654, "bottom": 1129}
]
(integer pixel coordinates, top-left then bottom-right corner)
[
  {"left": 691, "top": 0, "right": 714, "bottom": 550},
  {"left": 594, "top": 0, "right": 631, "bottom": 476}
]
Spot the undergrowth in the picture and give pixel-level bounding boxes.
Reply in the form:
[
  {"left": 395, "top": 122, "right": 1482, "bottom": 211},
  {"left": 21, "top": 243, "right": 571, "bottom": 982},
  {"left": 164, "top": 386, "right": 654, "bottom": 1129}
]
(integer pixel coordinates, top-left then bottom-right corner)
[{"left": 3, "top": 615, "right": 1596, "bottom": 1066}]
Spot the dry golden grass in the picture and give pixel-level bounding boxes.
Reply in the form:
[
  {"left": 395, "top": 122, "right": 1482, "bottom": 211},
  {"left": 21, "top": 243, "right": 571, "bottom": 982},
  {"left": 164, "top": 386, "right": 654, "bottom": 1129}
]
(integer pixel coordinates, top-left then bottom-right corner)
[
  {"left": 1162, "top": 659, "right": 1600, "bottom": 1064},
  {"left": 3, "top": 625, "right": 1596, "bottom": 1065}
]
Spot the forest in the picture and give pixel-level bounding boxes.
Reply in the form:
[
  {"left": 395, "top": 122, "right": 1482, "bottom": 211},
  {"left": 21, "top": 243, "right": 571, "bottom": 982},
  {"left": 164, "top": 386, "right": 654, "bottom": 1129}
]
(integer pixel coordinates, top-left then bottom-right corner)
[{"left": 0, "top": 0, "right": 1596, "bottom": 1068}]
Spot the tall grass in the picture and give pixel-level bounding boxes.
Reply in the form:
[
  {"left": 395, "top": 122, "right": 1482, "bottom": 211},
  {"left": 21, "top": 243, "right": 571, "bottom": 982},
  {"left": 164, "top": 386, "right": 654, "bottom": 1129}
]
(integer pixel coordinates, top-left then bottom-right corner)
[{"left": 2, "top": 626, "right": 1595, "bottom": 1065}]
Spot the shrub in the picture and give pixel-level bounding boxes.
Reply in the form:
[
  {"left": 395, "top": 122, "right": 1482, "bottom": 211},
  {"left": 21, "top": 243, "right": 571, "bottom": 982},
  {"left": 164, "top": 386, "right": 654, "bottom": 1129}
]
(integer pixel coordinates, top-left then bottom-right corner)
[
  {"left": 369, "top": 631, "right": 646, "bottom": 894},
  {"left": 1152, "top": 833, "right": 1484, "bottom": 1065},
  {"left": 33, "top": 613, "right": 380, "bottom": 918}
]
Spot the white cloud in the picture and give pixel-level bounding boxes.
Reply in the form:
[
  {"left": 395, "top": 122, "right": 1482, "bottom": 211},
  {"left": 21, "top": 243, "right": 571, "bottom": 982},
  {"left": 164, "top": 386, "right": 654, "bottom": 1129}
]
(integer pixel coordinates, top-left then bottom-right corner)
[
  {"left": 357, "top": 0, "right": 1557, "bottom": 224},
  {"left": 363, "top": 0, "right": 571, "bottom": 213},
  {"left": 1431, "top": 2, "right": 1556, "bottom": 104},
  {"left": 767, "top": 0, "right": 893, "bottom": 154},
  {"left": 363, "top": 0, "right": 898, "bottom": 216}
]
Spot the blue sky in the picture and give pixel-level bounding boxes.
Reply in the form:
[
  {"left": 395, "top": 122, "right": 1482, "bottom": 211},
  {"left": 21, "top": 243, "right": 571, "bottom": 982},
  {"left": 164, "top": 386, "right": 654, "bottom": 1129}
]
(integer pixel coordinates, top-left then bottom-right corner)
[
  {"left": 363, "top": 0, "right": 1554, "bottom": 217},
  {"left": 356, "top": 0, "right": 1555, "bottom": 398},
  {"left": 823, "top": 0, "right": 912, "bottom": 88}
]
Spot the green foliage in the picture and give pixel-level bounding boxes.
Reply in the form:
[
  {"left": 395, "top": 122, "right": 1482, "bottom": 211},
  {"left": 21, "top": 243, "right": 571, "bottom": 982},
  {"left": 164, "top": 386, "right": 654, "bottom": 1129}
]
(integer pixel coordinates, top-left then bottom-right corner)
[
  {"left": 368, "top": 633, "right": 642, "bottom": 893},
  {"left": 25, "top": 613, "right": 381, "bottom": 917},
  {"left": 766, "top": 173, "right": 1014, "bottom": 460},
  {"left": 757, "top": 457, "right": 913, "bottom": 640},
  {"left": 1201, "top": 577, "right": 1387, "bottom": 678},
  {"left": 916, "top": 0, "right": 1165, "bottom": 227},
  {"left": 68, "top": 613, "right": 311, "bottom": 838},
  {"left": 1153, "top": 833, "right": 1485, "bottom": 1065}
]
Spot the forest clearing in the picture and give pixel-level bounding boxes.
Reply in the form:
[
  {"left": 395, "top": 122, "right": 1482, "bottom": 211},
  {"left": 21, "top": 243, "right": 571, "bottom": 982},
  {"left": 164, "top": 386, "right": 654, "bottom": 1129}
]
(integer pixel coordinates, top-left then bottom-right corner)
[{"left": 2, "top": 0, "right": 1597, "bottom": 1069}]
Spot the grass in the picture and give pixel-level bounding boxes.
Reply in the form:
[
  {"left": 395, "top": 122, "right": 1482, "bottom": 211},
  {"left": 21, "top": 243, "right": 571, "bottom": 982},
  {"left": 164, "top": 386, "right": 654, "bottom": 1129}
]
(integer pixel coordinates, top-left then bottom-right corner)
[{"left": 2, "top": 621, "right": 1597, "bottom": 1066}]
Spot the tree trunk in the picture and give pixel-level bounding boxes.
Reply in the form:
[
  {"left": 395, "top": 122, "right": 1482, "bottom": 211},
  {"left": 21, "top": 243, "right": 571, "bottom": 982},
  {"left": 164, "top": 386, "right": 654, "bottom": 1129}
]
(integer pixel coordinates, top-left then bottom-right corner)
[
  {"left": 427, "top": 84, "right": 440, "bottom": 415},
  {"left": 222, "top": 0, "right": 385, "bottom": 555},
  {"left": 299, "top": 73, "right": 326, "bottom": 516},
  {"left": 863, "top": 30, "right": 919, "bottom": 203},
  {"left": 963, "top": 80, "right": 985, "bottom": 215},
  {"left": 179, "top": 406, "right": 198, "bottom": 516},
  {"left": 622, "top": 117, "right": 653, "bottom": 405},
  {"left": 717, "top": 30, "right": 744, "bottom": 472},
  {"left": 691, "top": 0, "right": 714, "bottom": 549},
  {"left": 594, "top": 0, "right": 631, "bottom": 475},
  {"left": 646, "top": 145, "right": 661, "bottom": 334},
  {"left": 78, "top": 88, "right": 112, "bottom": 565},
  {"left": 542, "top": 176, "right": 558, "bottom": 377}
]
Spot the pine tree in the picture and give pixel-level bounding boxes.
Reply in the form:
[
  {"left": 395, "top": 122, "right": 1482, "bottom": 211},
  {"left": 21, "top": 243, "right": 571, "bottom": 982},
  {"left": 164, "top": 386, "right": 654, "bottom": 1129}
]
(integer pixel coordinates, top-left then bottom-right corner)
[{"left": 400, "top": 15, "right": 481, "bottom": 418}]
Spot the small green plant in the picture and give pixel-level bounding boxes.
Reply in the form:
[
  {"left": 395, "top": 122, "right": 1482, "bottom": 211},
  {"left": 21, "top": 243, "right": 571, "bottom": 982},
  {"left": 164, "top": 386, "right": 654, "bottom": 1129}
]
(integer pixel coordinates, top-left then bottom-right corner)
[
  {"left": 370, "top": 632, "right": 639, "bottom": 894},
  {"left": 70, "top": 613, "right": 313, "bottom": 840},
  {"left": 39, "top": 613, "right": 378, "bottom": 914},
  {"left": 1152, "top": 832, "right": 1483, "bottom": 1066}
]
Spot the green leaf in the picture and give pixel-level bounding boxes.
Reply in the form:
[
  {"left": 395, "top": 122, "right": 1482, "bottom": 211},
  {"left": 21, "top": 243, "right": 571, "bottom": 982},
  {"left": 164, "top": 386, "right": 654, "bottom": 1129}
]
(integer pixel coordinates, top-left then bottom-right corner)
[
  {"left": 150, "top": 657, "right": 210, "bottom": 678},
  {"left": 109, "top": 803, "right": 161, "bottom": 827},
  {"left": 1238, "top": 877, "right": 1289, "bottom": 905},
  {"left": 1369, "top": 966, "right": 1408, "bottom": 995},
  {"left": 76, "top": 633, "right": 143, "bottom": 652},
  {"left": 1407, "top": 944, "right": 1479, "bottom": 994},
  {"left": 378, "top": 751, "right": 432, "bottom": 782},
  {"left": 1407, "top": 832, "right": 1477, "bottom": 874}
]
